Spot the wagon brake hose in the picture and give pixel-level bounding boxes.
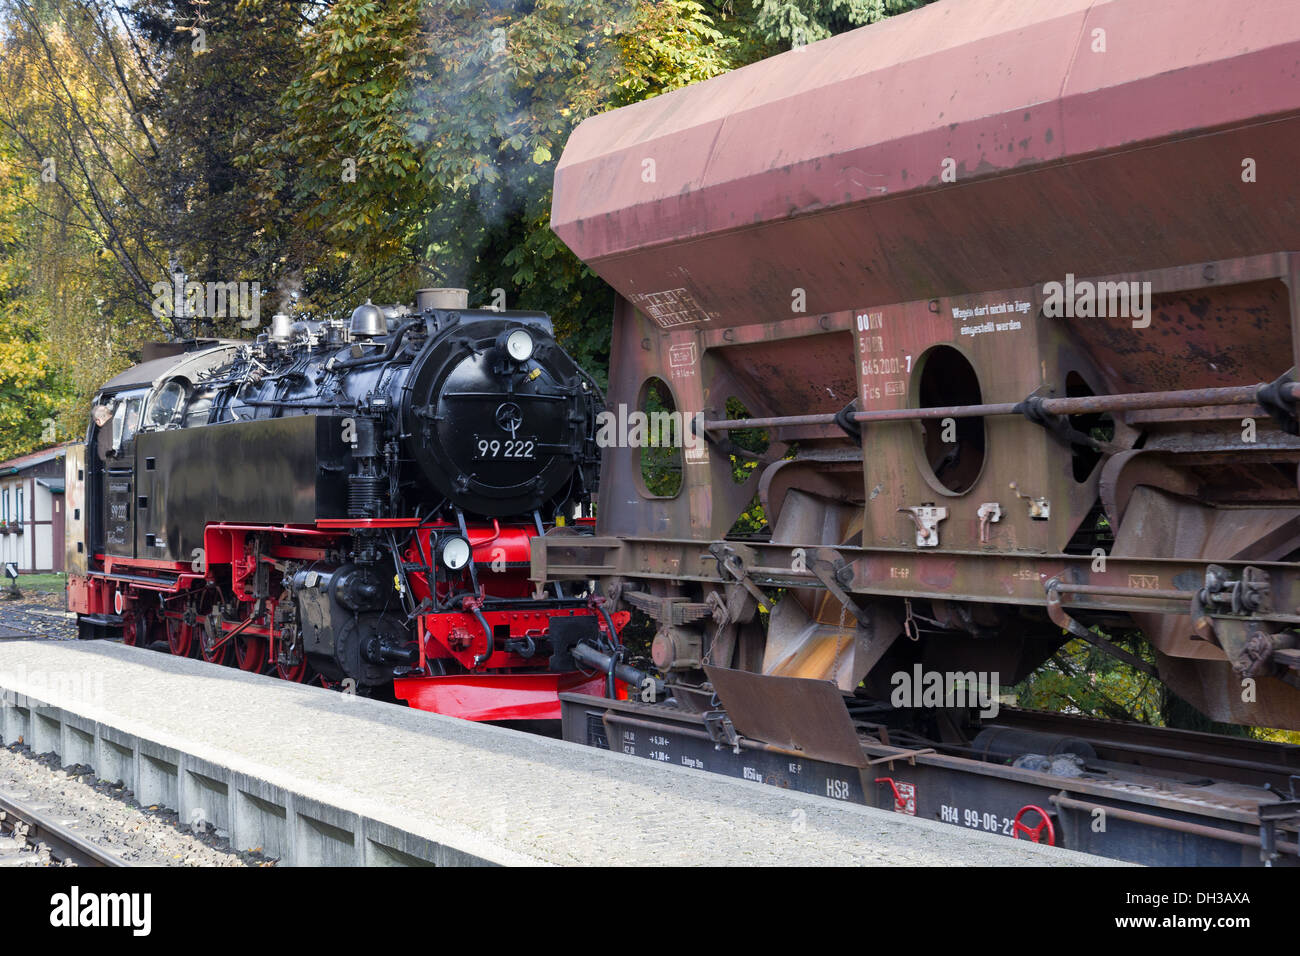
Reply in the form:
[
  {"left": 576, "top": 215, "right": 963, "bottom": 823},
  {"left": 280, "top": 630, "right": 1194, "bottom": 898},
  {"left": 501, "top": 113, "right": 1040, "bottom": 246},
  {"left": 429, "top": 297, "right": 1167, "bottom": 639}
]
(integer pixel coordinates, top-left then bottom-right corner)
[
  {"left": 570, "top": 641, "right": 664, "bottom": 701},
  {"left": 439, "top": 588, "right": 476, "bottom": 613},
  {"left": 834, "top": 398, "right": 862, "bottom": 440},
  {"left": 386, "top": 529, "right": 417, "bottom": 618},
  {"left": 589, "top": 597, "right": 622, "bottom": 697},
  {"left": 590, "top": 597, "right": 621, "bottom": 654},
  {"left": 411, "top": 525, "right": 437, "bottom": 592},
  {"left": 1257, "top": 372, "right": 1300, "bottom": 435},
  {"left": 463, "top": 596, "right": 493, "bottom": 667}
]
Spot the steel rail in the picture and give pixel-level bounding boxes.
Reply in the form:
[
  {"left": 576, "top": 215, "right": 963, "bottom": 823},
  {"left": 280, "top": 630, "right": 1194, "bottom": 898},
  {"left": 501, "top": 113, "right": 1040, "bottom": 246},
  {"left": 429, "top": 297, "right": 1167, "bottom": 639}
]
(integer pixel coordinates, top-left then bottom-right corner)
[{"left": 0, "top": 790, "right": 129, "bottom": 867}]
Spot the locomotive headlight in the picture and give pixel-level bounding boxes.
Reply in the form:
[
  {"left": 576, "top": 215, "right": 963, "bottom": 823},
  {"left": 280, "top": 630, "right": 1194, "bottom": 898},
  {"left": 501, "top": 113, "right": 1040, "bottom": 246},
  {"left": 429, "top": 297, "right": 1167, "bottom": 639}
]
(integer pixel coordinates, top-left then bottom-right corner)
[
  {"left": 438, "top": 535, "right": 472, "bottom": 571},
  {"left": 502, "top": 328, "right": 534, "bottom": 362}
]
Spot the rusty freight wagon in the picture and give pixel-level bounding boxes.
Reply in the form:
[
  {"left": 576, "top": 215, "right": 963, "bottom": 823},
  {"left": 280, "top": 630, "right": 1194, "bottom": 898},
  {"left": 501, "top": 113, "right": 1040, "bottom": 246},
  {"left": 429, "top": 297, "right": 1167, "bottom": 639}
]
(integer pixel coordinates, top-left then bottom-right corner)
[{"left": 534, "top": 0, "right": 1300, "bottom": 861}]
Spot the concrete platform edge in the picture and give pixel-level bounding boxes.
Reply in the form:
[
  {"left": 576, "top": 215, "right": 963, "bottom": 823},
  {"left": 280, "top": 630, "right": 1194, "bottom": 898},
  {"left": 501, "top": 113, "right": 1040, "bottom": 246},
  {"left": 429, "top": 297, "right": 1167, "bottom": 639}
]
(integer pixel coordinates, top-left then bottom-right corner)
[{"left": 0, "top": 685, "right": 523, "bottom": 866}]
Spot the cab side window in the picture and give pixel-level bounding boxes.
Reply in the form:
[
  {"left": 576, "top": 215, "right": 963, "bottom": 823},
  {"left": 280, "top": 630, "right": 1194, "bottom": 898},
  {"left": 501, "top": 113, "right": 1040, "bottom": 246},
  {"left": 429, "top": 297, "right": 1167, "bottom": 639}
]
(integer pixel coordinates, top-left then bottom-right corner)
[
  {"left": 146, "top": 380, "right": 188, "bottom": 430},
  {"left": 109, "top": 392, "right": 145, "bottom": 456}
]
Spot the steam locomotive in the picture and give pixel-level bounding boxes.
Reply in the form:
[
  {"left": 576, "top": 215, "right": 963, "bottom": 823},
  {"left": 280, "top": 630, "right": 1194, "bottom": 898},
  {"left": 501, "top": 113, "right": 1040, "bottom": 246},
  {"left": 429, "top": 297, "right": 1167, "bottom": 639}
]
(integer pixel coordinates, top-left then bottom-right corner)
[{"left": 65, "top": 288, "right": 642, "bottom": 720}]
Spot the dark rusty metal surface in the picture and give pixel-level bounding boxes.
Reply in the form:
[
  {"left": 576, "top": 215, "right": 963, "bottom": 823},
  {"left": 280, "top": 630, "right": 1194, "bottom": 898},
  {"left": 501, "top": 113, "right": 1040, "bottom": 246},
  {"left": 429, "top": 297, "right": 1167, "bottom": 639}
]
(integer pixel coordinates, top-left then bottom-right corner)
[
  {"left": 1076, "top": 280, "right": 1295, "bottom": 397},
  {"left": 702, "top": 665, "right": 868, "bottom": 768}
]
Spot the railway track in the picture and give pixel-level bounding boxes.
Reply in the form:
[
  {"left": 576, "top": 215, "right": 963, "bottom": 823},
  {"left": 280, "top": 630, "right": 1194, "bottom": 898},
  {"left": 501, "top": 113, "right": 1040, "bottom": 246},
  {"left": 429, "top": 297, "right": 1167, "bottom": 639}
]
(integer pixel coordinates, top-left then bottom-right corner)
[{"left": 0, "top": 790, "right": 128, "bottom": 867}]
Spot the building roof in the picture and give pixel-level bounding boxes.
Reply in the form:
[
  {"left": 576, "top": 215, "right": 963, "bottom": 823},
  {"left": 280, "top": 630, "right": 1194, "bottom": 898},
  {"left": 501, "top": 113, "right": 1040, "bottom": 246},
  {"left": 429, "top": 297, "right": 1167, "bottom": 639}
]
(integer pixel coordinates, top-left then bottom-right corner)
[{"left": 0, "top": 442, "right": 75, "bottom": 475}]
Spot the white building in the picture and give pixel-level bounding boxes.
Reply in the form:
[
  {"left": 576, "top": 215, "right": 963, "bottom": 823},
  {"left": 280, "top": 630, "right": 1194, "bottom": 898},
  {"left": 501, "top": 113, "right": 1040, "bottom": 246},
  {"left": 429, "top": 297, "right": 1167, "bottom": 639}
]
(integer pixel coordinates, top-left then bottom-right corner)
[{"left": 0, "top": 443, "right": 73, "bottom": 573}]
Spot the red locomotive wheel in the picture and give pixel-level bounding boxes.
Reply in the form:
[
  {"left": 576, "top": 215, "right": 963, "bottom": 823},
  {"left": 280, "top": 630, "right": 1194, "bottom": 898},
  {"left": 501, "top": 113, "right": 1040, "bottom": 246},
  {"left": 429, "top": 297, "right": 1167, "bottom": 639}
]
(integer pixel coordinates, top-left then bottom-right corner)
[
  {"left": 199, "top": 627, "right": 234, "bottom": 667},
  {"left": 120, "top": 610, "right": 139, "bottom": 647},
  {"left": 275, "top": 655, "right": 309, "bottom": 682},
  {"left": 166, "top": 617, "right": 195, "bottom": 657},
  {"left": 234, "top": 634, "right": 268, "bottom": 673}
]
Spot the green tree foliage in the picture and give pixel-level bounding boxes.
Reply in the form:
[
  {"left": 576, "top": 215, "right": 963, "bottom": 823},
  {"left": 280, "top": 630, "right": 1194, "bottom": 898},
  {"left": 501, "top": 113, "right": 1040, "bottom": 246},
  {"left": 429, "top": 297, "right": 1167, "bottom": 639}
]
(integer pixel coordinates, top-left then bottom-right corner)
[
  {"left": 0, "top": 0, "right": 770, "bottom": 443},
  {"left": 753, "top": 0, "right": 936, "bottom": 46},
  {"left": 1014, "top": 631, "right": 1164, "bottom": 726},
  {"left": 0, "top": 1, "right": 126, "bottom": 449},
  {"left": 125, "top": 0, "right": 315, "bottom": 325},
  {"left": 0, "top": 0, "right": 779, "bottom": 424},
  {"left": 1013, "top": 626, "right": 1300, "bottom": 741},
  {"left": 0, "top": 143, "right": 72, "bottom": 457},
  {"left": 260, "top": 0, "right": 745, "bottom": 380}
]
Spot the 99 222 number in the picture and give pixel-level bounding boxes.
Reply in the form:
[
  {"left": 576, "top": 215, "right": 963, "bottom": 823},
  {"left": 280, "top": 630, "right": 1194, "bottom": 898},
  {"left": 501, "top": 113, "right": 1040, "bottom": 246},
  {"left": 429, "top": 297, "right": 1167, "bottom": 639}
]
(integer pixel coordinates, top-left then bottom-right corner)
[{"left": 475, "top": 438, "right": 536, "bottom": 460}]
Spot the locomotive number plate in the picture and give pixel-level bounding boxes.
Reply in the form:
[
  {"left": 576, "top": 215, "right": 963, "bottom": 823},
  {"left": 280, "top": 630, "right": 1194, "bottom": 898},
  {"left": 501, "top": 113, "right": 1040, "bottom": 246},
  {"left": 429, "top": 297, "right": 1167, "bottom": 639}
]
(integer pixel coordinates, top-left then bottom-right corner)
[{"left": 474, "top": 437, "right": 537, "bottom": 460}]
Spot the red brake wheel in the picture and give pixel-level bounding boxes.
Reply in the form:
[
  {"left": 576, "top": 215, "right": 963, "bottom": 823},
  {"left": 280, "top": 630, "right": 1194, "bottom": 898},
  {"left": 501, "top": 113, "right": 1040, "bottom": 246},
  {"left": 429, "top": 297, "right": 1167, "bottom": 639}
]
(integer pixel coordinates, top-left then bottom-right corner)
[
  {"left": 234, "top": 634, "right": 268, "bottom": 672},
  {"left": 166, "top": 617, "right": 195, "bottom": 657},
  {"left": 1011, "top": 805, "right": 1057, "bottom": 846}
]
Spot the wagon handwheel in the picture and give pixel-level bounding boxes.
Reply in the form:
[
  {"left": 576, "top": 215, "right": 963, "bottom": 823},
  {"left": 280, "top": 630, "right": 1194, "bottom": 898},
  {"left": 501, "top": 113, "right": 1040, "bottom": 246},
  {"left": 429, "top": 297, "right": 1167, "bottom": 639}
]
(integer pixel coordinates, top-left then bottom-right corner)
[{"left": 1011, "top": 804, "right": 1056, "bottom": 845}]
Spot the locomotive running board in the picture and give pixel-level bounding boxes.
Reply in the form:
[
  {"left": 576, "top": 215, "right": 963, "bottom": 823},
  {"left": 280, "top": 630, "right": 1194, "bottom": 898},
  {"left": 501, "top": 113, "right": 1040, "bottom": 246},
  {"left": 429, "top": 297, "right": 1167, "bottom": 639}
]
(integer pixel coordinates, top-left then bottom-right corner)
[{"left": 701, "top": 665, "right": 868, "bottom": 768}]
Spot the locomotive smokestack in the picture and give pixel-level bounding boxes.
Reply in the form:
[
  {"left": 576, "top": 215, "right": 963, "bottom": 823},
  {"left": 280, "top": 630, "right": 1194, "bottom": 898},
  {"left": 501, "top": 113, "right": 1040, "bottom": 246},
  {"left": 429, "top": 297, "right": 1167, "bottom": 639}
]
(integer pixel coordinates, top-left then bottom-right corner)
[
  {"left": 269, "top": 313, "right": 293, "bottom": 344},
  {"left": 415, "top": 288, "right": 469, "bottom": 311}
]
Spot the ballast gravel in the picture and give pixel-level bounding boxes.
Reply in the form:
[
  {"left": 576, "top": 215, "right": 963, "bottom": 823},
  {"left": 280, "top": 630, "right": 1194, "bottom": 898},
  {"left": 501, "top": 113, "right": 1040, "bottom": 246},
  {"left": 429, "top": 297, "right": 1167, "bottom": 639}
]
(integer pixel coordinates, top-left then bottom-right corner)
[{"left": 0, "top": 741, "right": 267, "bottom": 866}]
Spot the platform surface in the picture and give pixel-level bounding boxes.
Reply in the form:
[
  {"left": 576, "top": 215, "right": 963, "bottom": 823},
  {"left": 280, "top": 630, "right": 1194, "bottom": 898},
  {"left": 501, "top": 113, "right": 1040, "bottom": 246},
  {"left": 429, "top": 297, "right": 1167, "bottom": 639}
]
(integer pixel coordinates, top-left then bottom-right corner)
[{"left": 0, "top": 638, "right": 1109, "bottom": 865}]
